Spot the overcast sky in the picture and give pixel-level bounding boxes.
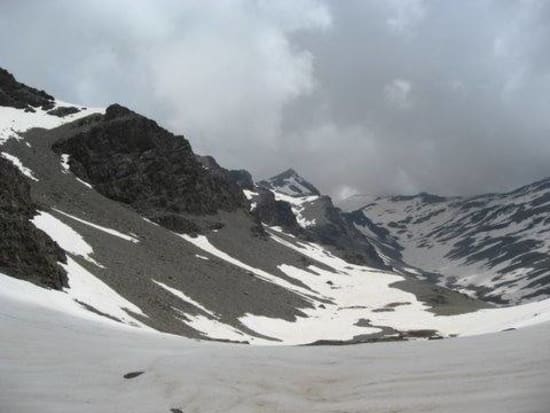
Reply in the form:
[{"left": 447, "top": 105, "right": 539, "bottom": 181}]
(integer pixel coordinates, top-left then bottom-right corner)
[{"left": 1, "top": 0, "right": 550, "bottom": 199}]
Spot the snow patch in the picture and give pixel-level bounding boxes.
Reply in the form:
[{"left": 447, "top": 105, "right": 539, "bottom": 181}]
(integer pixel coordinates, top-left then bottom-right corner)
[
  {"left": 1, "top": 151, "right": 38, "bottom": 181},
  {"left": 31, "top": 211, "right": 104, "bottom": 268}
]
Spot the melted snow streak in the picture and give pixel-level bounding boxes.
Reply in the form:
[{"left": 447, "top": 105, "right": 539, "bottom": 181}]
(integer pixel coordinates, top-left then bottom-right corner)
[
  {"left": 1, "top": 151, "right": 38, "bottom": 181},
  {"left": 153, "top": 280, "right": 269, "bottom": 343},
  {"left": 181, "top": 229, "right": 550, "bottom": 345},
  {"left": 52, "top": 208, "right": 139, "bottom": 243}
]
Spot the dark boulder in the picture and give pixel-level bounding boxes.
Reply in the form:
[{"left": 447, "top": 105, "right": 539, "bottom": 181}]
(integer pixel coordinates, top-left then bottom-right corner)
[{"left": 47, "top": 106, "right": 81, "bottom": 118}]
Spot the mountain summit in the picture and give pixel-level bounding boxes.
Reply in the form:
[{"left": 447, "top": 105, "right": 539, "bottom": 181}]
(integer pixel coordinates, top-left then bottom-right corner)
[{"left": 258, "top": 168, "right": 321, "bottom": 197}]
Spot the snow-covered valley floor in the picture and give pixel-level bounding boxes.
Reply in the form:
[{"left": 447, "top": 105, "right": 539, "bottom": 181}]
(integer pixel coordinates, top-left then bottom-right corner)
[{"left": 1, "top": 289, "right": 549, "bottom": 413}]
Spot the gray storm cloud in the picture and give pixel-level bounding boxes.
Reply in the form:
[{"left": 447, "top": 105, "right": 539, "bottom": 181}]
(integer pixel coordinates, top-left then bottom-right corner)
[{"left": 1, "top": 0, "right": 549, "bottom": 199}]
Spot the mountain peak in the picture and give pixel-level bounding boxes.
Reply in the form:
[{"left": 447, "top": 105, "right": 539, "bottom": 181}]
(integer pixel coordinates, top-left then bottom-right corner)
[
  {"left": 277, "top": 168, "right": 299, "bottom": 178},
  {"left": 259, "top": 168, "right": 321, "bottom": 197}
]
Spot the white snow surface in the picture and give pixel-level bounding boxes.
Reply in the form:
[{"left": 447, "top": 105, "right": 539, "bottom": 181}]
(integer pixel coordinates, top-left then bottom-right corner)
[
  {"left": 1, "top": 290, "right": 549, "bottom": 413},
  {"left": 242, "top": 189, "right": 257, "bottom": 200},
  {"left": 1, "top": 151, "right": 38, "bottom": 181},
  {"left": 31, "top": 211, "right": 104, "bottom": 268},
  {"left": 60, "top": 153, "right": 70, "bottom": 172}
]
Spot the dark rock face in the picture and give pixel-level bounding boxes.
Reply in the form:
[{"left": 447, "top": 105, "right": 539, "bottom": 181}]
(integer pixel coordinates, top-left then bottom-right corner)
[
  {"left": 195, "top": 155, "right": 254, "bottom": 190},
  {"left": 304, "top": 196, "right": 386, "bottom": 267},
  {"left": 52, "top": 104, "right": 248, "bottom": 232},
  {"left": 47, "top": 106, "right": 81, "bottom": 117},
  {"left": 228, "top": 169, "right": 254, "bottom": 190},
  {"left": 254, "top": 189, "right": 302, "bottom": 234},
  {"left": 0, "top": 67, "right": 55, "bottom": 110},
  {"left": 390, "top": 192, "right": 448, "bottom": 204},
  {"left": 0, "top": 157, "right": 67, "bottom": 289}
]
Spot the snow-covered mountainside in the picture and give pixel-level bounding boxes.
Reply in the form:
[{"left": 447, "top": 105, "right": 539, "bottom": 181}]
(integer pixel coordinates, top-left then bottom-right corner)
[
  {"left": 343, "top": 184, "right": 550, "bottom": 305},
  {"left": 1, "top": 65, "right": 550, "bottom": 351}
]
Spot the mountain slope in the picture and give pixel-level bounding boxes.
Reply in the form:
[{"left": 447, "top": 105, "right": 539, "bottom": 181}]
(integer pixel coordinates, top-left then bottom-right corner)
[{"left": 344, "top": 181, "right": 550, "bottom": 304}]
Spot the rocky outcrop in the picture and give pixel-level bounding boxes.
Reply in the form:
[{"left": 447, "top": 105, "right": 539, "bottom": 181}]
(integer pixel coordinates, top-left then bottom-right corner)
[
  {"left": 47, "top": 106, "right": 81, "bottom": 117},
  {"left": 0, "top": 67, "right": 55, "bottom": 111},
  {"left": 52, "top": 104, "right": 248, "bottom": 233},
  {"left": 0, "top": 157, "right": 67, "bottom": 289},
  {"left": 254, "top": 189, "right": 302, "bottom": 235},
  {"left": 303, "top": 196, "right": 386, "bottom": 267}
]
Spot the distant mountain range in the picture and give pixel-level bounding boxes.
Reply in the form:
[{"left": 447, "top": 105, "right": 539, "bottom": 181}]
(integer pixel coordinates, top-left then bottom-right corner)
[
  {"left": 340, "top": 180, "right": 550, "bottom": 304},
  {"left": 1, "top": 66, "right": 549, "bottom": 346}
]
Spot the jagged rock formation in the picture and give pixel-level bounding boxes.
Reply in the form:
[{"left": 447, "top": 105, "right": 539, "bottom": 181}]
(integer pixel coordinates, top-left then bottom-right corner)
[
  {"left": 257, "top": 169, "right": 386, "bottom": 267},
  {"left": 0, "top": 157, "right": 67, "bottom": 289},
  {"left": 0, "top": 67, "right": 55, "bottom": 111},
  {"left": 52, "top": 104, "right": 248, "bottom": 233}
]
